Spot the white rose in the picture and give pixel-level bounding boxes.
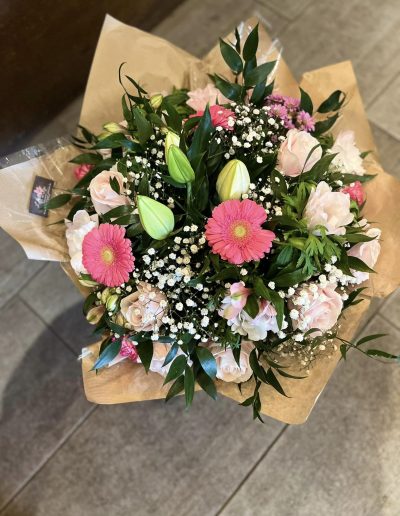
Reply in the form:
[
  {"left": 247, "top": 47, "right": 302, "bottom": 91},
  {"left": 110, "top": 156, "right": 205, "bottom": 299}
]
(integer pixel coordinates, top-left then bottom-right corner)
[
  {"left": 210, "top": 341, "right": 254, "bottom": 383},
  {"left": 330, "top": 130, "right": 365, "bottom": 175},
  {"left": 89, "top": 169, "right": 130, "bottom": 215},
  {"left": 65, "top": 210, "right": 98, "bottom": 275},
  {"left": 277, "top": 128, "right": 322, "bottom": 177},
  {"left": 304, "top": 181, "right": 354, "bottom": 235},
  {"left": 347, "top": 227, "right": 381, "bottom": 283},
  {"left": 149, "top": 343, "right": 190, "bottom": 378}
]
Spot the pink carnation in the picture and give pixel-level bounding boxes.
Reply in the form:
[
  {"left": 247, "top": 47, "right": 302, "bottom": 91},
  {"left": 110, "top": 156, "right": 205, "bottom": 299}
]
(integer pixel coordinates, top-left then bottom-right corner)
[
  {"left": 119, "top": 337, "right": 139, "bottom": 362},
  {"left": 74, "top": 163, "right": 93, "bottom": 181},
  {"left": 82, "top": 223, "right": 135, "bottom": 287},
  {"left": 341, "top": 181, "right": 365, "bottom": 205},
  {"left": 205, "top": 199, "right": 275, "bottom": 265},
  {"left": 190, "top": 104, "right": 235, "bottom": 131}
]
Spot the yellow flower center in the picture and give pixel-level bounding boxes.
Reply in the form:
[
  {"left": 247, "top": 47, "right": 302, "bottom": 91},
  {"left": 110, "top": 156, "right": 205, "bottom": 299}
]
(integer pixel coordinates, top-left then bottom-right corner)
[
  {"left": 101, "top": 246, "right": 115, "bottom": 265},
  {"left": 231, "top": 221, "right": 250, "bottom": 242}
]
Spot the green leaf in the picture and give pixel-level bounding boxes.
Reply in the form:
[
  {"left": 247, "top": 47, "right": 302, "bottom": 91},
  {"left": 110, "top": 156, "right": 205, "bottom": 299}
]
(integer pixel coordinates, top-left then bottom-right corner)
[
  {"left": 313, "top": 113, "right": 339, "bottom": 136},
  {"left": 242, "top": 23, "right": 259, "bottom": 61},
  {"left": 165, "top": 375, "right": 185, "bottom": 402},
  {"left": 356, "top": 333, "right": 387, "bottom": 347},
  {"left": 219, "top": 38, "right": 243, "bottom": 74},
  {"left": 274, "top": 268, "right": 310, "bottom": 288},
  {"left": 244, "top": 294, "right": 259, "bottom": 319},
  {"left": 83, "top": 292, "right": 97, "bottom": 315},
  {"left": 184, "top": 365, "right": 195, "bottom": 407},
  {"left": 132, "top": 107, "right": 153, "bottom": 145},
  {"left": 197, "top": 369, "right": 218, "bottom": 400},
  {"left": 348, "top": 255, "right": 375, "bottom": 273},
  {"left": 196, "top": 347, "right": 217, "bottom": 379},
  {"left": 70, "top": 153, "right": 102, "bottom": 165},
  {"left": 265, "top": 368, "right": 288, "bottom": 397},
  {"left": 300, "top": 88, "right": 313, "bottom": 115},
  {"left": 136, "top": 340, "right": 154, "bottom": 373},
  {"left": 345, "top": 233, "right": 375, "bottom": 243},
  {"left": 124, "top": 74, "right": 147, "bottom": 95},
  {"left": 302, "top": 151, "right": 335, "bottom": 181},
  {"left": 102, "top": 205, "right": 133, "bottom": 222},
  {"left": 164, "top": 354, "right": 187, "bottom": 384},
  {"left": 109, "top": 176, "right": 120, "bottom": 194},
  {"left": 188, "top": 105, "right": 214, "bottom": 169},
  {"left": 340, "top": 343, "right": 348, "bottom": 360},
  {"left": 162, "top": 342, "right": 179, "bottom": 367},
  {"left": 240, "top": 395, "right": 254, "bottom": 407},
  {"left": 46, "top": 194, "right": 71, "bottom": 210},
  {"left": 251, "top": 81, "right": 267, "bottom": 104},
  {"left": 93, "top": 339, "right": 121, "bottom": 370},
  {"left": 317, "top": 90, "right": 345, "bottom": 113},
  {"left": 212, "top": 74, "right": 243, "bottom": 101},
  {"left": 244, "top": 61, "right": 276, "bottom": 87},
  {"left": 249, "top": 349, "right": 268, "bottom": 383},
  {"left": 366, "top": 349, "right": 398, "bottom": 359},
  {"left": 276, "top": 369, "right": 307, "bottom": 380}
]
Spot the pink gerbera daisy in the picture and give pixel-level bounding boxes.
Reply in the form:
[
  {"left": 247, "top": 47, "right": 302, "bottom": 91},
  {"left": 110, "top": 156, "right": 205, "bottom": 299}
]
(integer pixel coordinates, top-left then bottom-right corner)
[
  {"left": 82, "top": 223, "right": 135, "bottom": 287},
  {"left": 205, "top": 199, "right": 276, "bottom": 264}
]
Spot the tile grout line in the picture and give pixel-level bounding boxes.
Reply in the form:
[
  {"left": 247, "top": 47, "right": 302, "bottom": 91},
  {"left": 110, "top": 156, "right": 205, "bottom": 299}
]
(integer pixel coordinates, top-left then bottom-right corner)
[
  {"left": 18, "top": 295, "right": 79, "bottom": 357},
  {"left": 366, "top": 68, "right": 400, "bottom": 110},
  {"left": 214, "top": 424, "right": 289, "bottom": 515},
  {"left": 0, "top": 261, "right": 48, "bottom": 311},
  {"left": 0, "top": 404, "right": 98, "bottom": 514}
]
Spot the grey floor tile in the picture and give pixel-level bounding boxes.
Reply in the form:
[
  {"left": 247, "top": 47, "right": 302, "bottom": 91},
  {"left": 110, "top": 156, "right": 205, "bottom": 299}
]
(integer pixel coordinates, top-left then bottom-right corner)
[
  {"left": 0, "top": 229, "right": 45, "bottom": 311},
  {"left": 369, "top": 72, "right": 400, "bottom": 140},
  {"left": 0, "top": 297, "right": 92, "bottom": 510},
  {"left": 220, "top": 315, "right": 400, "bottom": 516},
  {"left": 19, "top": 262, "right": 97, "bottom": 355},
  {"left": 380, "top": 287, "right": 400, "bottom": 331},
  {"left": 2, "top": 393, "right": 284, "bottom": 516},
  {"left": 276, "top": 0, "right": 400, "bottom": 106},
  {"left": 371, "top": 123, "right": 400, "bottom": 179},
  {"left": 154, "top": 0, "right": 287, "bottom": 58},
  {"left": 259, "top": 0, "right": 313, "bottom": 21}
]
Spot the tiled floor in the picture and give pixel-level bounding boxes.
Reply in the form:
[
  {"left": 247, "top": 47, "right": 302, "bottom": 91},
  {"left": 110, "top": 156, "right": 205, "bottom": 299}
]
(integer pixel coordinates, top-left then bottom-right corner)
[{"left": 1, "top": 1, "right": 400, "bottom": 515}]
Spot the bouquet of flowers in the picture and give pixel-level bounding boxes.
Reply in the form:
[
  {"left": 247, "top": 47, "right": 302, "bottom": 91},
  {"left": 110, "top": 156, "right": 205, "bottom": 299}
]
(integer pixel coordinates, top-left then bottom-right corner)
[{"left": 1, "top": 17, "right": 399, "bottom": 423}]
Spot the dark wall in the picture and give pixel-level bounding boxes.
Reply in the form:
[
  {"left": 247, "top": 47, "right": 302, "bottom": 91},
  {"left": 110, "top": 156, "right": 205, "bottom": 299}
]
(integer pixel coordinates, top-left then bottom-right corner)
[{"left": 1, "top": 0, "right": 184, "bottom": 155}]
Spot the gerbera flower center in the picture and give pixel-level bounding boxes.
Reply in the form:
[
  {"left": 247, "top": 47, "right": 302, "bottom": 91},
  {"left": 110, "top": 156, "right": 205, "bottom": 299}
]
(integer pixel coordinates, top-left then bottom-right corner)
[
  {"left": 101, "top": 246, "right": 115, "bottom": 265},
  {"left": 231, "top": 220, "right": 251, "bottom": 242}
]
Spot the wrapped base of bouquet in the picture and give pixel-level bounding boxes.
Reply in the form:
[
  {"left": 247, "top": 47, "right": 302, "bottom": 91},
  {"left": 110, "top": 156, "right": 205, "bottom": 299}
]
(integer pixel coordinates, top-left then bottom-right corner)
[{"left": 1, "top": 17, "right": 400, "bottom": 424}]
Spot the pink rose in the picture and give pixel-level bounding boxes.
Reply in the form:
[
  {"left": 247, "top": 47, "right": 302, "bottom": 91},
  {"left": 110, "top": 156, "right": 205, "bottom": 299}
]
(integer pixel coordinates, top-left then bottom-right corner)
[
  {"left": 120, "top": 282, "right": 167, "bottom": 332},
  {"left": 89, "top": 169, "right": 130, "bottom": 215},
  {"left": 290, "top": 283, "right": 343, "bottom": 334},
  {"left": 219, "top": 281, "right": 251, "bottom": 320},
  {"left": 190, "top": 104, "right": 235, "bottom": 131},
  {"left": 210, "top": 340, "right": 255, "bottom": 383},
  {"left": 304, "top": 181, "right": 354, "bottom": 236},
  {"left": 341, "top": 181, "right": 365, "bottom": 205},
  {"left": 331, "top": 130, "right": 365, "bottom": 176},
  {"left": 277, "top": 129, "right": 322, "bottom": 177},
  {"left": 347, "top": 227, "right": 381, "bottom": 284},
  {"left": 229, "top": 299, "right": 279, "bottom": 341},
  {"left": 74, "top": 163, "right": 93, "bottom": 181},
  {"left": 187, "top": 83, "right": 229, "bottom": 111}
]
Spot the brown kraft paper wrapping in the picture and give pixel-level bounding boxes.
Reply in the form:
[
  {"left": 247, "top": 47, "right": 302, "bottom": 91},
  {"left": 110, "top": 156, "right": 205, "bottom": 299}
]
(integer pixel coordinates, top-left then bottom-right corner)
[{"left": 0, "top": 17, "right": 399, "bottom": 423}]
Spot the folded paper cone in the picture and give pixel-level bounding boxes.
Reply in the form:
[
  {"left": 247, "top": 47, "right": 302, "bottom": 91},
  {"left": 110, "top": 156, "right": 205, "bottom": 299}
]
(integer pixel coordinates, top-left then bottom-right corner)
[{"left": 1, "top": 17, "right": 400, "bottom": 424}]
